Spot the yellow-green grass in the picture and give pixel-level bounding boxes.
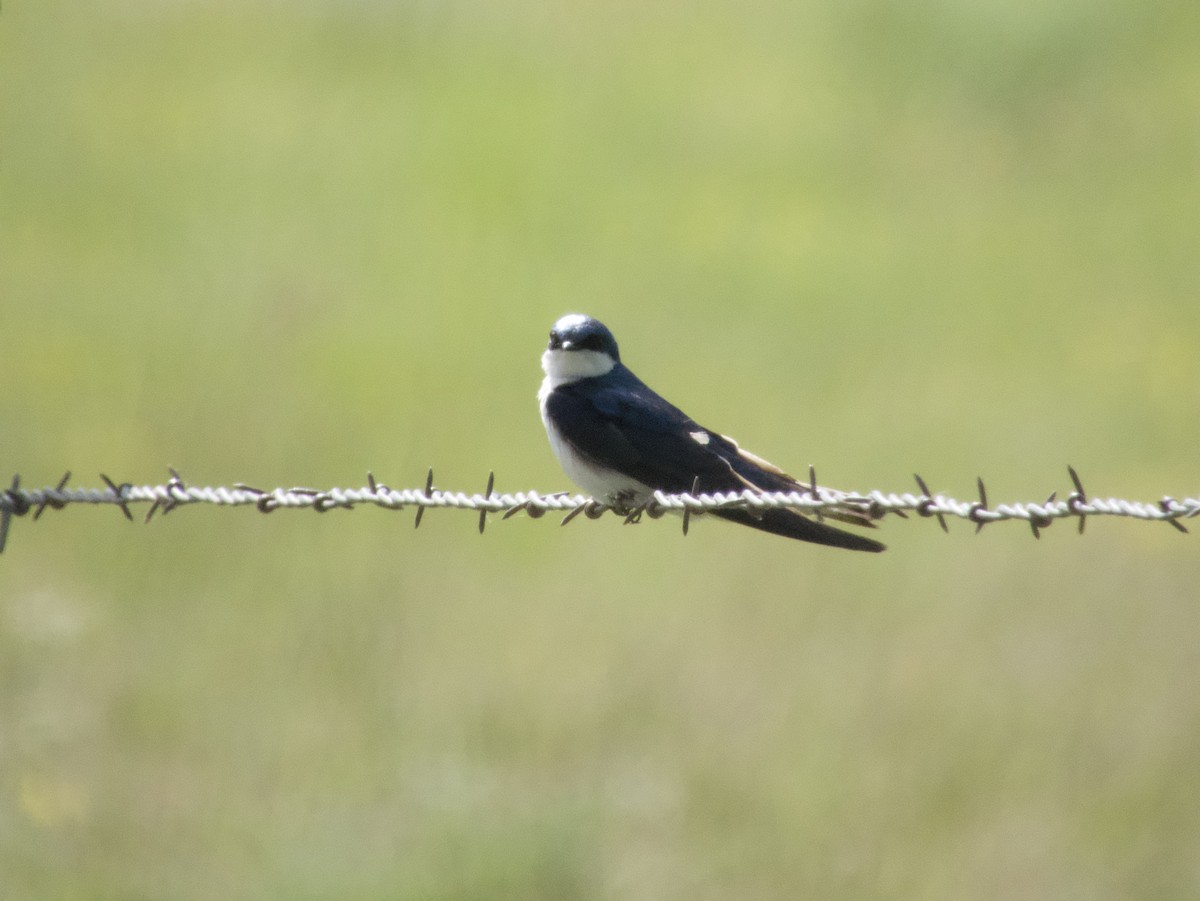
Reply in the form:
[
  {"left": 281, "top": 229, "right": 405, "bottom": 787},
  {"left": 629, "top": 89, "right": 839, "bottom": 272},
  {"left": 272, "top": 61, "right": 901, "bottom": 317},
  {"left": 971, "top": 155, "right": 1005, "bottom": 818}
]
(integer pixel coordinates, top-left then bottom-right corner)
[{"left": 2, "top": 1, "right": 1198, "bottom": 897}]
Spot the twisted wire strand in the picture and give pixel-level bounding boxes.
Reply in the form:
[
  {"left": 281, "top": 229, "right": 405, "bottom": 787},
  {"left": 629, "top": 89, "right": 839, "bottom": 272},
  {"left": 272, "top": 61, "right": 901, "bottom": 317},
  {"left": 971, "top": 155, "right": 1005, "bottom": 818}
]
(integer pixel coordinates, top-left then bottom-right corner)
[{"left": 1, "top": 466, "right": 1195, "bottom": 552}]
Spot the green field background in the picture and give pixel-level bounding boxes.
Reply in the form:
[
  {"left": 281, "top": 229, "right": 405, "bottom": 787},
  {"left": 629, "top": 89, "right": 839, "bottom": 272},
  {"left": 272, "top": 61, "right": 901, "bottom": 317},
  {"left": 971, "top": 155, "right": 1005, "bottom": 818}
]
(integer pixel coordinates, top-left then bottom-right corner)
[{"left": 2, "top": 1, "right": 1199, "bottom": 897}]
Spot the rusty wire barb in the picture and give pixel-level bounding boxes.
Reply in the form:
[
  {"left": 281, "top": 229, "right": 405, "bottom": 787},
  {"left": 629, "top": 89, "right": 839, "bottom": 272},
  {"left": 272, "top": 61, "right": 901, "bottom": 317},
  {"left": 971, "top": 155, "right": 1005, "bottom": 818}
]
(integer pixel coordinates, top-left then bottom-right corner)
[{"left": 0, "top": 466, "right": 1196, "bottom": 553}]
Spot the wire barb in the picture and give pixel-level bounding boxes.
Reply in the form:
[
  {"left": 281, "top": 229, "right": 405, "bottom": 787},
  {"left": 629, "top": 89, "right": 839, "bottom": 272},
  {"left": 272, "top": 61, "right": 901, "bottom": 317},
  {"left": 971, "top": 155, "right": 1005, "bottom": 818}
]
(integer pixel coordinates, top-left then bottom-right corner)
[
  {"left": 34, "top": 471, "right": 72, "bottom": 521},
  {"left": 682, "top": 476, "right": 701, "bottom": 536},
  {"left": 100, "top": 473, "right": 134, "bottom": 522},
  {"left": 1067, "top": 465, "right": 1088, "bottom": 534},
  {"left": 970, "top": 477, "right": 990, "bottom": 534},
  {"left": 145, "top": 467, "right": 185, "bottom": 523},
  {"left": 479, "top": 471, "right": 494, "bottom": 535},
  {"left": 414, "top": 467, "right": 434, "bottom": 529},
  {"left": 807, "top": 465, "right": 824, "bottom": 523},
  {"left": 0, "top": 474, "right": 27, "bottom": 553},
  {"left": 560, "top": 499, "right": 598, "bottom": 527},
  {"left": 1161, "top": 498, "right": 1190, "bottom": 534},
  {"left": 913, "top": 473, "right": 948, "bottom": 533}
]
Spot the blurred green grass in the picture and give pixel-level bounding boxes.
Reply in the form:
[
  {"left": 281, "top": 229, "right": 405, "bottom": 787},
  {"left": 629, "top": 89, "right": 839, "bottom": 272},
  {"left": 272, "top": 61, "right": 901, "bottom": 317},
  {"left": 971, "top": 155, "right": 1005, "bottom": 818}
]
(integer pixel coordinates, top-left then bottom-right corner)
[{"left": 2, "top": 0, "right": 1199, "bottom": 898}]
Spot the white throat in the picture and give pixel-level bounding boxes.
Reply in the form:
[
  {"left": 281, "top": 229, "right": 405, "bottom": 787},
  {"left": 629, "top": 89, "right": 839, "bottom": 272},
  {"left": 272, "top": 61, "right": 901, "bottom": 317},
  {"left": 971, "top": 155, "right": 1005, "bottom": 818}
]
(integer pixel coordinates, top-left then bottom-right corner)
[{"left": 539, "top": 348, "right": 616, "bottom": 391}]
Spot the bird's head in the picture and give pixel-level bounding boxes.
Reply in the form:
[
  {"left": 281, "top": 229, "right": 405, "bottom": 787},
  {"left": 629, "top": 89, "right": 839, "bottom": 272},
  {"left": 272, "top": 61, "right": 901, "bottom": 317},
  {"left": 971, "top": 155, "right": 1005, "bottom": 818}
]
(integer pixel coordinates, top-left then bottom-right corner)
[{"left": 542, "top": 314, "right": 620, "bottom": 385}]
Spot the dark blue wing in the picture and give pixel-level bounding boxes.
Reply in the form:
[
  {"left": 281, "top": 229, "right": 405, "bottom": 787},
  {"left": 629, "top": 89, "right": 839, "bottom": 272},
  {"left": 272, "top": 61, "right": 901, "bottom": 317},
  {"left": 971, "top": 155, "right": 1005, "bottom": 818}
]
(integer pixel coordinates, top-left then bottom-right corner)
[
  {"left": 546, "top": 364, "right": 748, "bottom": 493},
  {"left": 547, "top": 363, "right": 885, "bottom": 552}
]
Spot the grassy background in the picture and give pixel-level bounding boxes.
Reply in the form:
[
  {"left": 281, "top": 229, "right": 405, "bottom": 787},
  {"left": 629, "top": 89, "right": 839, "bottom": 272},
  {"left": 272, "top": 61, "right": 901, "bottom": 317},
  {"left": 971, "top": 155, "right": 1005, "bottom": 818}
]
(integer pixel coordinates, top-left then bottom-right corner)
[{"left": 2, "top": 0, "right": 1199, "bottom": 897}]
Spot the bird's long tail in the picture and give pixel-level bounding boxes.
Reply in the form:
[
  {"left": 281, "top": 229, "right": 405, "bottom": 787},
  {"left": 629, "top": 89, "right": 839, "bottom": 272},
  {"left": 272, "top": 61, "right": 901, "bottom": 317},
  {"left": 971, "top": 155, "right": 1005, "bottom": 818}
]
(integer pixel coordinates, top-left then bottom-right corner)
[{"left": 713, "top": 508, "right": 886, "bottom": 552}]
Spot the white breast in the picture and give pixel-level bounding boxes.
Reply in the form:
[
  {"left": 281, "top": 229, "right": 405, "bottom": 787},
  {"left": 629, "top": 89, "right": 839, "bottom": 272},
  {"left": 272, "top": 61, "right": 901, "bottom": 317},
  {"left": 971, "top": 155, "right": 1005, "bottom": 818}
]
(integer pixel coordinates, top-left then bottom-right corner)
[{"left": 538, "top": 349, "right": 652, "bottom": 502}]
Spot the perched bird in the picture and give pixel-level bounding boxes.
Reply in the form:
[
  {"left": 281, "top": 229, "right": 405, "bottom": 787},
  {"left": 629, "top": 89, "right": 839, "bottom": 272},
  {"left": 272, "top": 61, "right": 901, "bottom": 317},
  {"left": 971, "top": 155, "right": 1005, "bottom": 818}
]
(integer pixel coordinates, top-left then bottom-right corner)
[{"left": 538, "top": 313, "right": 885, "bottom": 552}]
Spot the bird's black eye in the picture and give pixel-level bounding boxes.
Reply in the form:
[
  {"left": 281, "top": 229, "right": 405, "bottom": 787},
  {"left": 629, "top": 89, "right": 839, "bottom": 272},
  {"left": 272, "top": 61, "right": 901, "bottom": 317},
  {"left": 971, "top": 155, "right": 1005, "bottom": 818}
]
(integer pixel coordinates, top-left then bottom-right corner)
[
  {"left": 548, "top": 331, "right": 563, "bottom": 349},
  {"left": 574, "top": 333, "right": 607, "bottom": 352}
]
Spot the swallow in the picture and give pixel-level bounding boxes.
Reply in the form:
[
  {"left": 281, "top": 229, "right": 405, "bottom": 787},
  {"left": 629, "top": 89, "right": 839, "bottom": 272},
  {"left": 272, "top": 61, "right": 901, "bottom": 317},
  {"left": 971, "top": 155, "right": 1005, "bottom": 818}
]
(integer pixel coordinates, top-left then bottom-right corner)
[{"left": 537, "top": 313, "right": 884, "bottom": 551}]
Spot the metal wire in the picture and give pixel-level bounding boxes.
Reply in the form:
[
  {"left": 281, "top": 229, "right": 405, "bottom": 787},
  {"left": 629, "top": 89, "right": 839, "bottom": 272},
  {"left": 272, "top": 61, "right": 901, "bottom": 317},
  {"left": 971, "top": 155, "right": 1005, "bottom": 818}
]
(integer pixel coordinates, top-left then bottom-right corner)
[{"left": 1, "top": 466, "right": 1195, "bottom": 553}]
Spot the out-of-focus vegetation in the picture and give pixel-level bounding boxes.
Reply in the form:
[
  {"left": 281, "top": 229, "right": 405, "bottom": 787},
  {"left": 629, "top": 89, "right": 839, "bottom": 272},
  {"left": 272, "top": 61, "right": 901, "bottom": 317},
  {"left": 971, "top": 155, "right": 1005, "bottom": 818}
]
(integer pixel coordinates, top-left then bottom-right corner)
[{"left": 2, "top": 1, "right": 1198, "bottom": 897}]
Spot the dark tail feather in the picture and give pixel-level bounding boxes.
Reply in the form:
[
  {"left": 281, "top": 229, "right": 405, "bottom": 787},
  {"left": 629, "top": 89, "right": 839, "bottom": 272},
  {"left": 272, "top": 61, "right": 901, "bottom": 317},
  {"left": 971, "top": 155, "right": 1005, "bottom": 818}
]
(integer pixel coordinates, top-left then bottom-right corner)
[{"left": 713, "top": 508, "right": 886, "bottom": 552}]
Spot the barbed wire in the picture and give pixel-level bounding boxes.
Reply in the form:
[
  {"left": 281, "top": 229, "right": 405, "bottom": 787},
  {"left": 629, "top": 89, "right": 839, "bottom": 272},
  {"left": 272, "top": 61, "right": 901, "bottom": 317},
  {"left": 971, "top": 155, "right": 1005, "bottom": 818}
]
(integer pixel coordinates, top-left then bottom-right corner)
[{"left": 0, "top": 466, "right": 1195, "bottom": 554}]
